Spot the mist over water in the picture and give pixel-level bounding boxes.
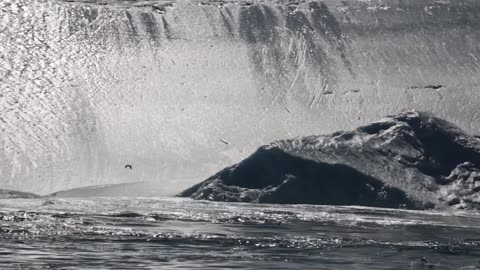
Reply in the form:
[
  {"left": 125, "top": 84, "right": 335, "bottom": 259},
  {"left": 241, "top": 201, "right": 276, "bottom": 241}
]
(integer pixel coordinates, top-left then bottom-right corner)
[{"left": 1, "top": 0, "right": 480, "bottom": 194}]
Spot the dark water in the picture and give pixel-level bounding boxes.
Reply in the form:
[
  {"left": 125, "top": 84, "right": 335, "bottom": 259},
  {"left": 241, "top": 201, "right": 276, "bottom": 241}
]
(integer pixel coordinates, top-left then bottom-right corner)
[{"left": 1, "top": 198, "right": 480, "bottom": 269}]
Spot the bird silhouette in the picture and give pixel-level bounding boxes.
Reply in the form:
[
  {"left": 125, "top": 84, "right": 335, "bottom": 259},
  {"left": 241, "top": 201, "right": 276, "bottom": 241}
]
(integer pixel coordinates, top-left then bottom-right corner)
[
  {"left": 125, "top": 165, "right": 132, "bottom": 170},
  {"left": 219, "top": 138, "right": 230, "bottom": 145}
]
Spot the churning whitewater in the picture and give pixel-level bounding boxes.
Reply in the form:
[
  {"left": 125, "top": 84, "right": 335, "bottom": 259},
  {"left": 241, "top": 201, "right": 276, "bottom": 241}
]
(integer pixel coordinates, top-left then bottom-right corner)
[
  {"left": 1, "top": 197, "right": 480, "bottom": 269},
  {"left": 180, "top": 111, "right": 480, "bottom": 210}
]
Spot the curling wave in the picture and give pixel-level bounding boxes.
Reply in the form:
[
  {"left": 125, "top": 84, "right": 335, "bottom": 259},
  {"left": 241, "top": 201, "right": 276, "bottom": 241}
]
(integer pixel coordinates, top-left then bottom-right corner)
[{"left": 180, "top": 111, "right": 480, "bottom": 210}]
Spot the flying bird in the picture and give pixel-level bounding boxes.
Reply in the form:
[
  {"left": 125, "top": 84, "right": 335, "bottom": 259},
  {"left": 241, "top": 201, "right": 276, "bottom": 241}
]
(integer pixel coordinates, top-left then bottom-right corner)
[
  {"left": 219, "top": 138, "right": 230, "bottom": 145},
  {"left": 125, "top": 165, "right": 133, "bottom": 170}
]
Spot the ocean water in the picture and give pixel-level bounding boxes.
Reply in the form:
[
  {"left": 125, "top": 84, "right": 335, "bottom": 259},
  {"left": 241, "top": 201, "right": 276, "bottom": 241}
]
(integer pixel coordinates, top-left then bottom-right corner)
[
  {"left": 3, "top": 0, "right": 480, "bottom": 268},
  {"left": 1, "top": 197, "right": 479, "bottom": 269},
  {"left": 3, "top": 0, "right": 480, "bottom": 195}
]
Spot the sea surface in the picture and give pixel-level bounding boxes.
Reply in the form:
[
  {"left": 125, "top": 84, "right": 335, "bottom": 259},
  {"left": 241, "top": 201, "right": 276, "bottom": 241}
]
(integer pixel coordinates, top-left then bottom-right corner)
[{"left": 0, "top": 197, "right": 479, "bottom": 269}]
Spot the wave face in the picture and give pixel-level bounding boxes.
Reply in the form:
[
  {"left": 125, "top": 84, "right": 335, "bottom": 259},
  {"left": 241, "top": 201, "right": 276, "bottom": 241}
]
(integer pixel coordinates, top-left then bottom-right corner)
[
  {"left": 1, "top": 0, "right": 480, "bottom": 194},
  {"left": 179, "top": 111, "right": 480, "bottom": 210},
  {"left": 0, "top": 189, "right": 39, "bottom": 199}
]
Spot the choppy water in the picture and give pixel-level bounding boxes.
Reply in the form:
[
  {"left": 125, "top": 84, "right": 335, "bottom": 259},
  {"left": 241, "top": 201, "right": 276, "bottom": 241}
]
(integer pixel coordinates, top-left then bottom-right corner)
[{"left": 1, "top": 197, "right": 480, "bottom": 269}]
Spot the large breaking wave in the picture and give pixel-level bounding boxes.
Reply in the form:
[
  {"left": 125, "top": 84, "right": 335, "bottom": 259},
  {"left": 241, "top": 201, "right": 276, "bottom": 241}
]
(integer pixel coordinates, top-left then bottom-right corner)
[
  {"left": 180, "top": 111, "right": 480, "bottom": 210},
  {"left": 1, "top": 0, "right": 480, "bottom": 194}
]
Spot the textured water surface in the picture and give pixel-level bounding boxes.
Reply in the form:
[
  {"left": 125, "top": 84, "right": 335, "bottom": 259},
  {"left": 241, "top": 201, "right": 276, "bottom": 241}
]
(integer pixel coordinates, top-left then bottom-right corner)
[
  {"left": 0, "top": 197, "right": 479, "bottom": 269},
  {"left": 2, "top": 0, "right": 480, "bottom": 194}
]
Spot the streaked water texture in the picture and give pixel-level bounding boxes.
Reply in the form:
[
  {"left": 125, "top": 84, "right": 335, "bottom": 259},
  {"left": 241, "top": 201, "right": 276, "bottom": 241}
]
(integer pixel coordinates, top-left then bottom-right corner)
[
  {"left": 1, "top": 0, "right": 480, "bottom": 194},
  {"left": 0, "top": 197, "right": 479, "bottom": 269}
]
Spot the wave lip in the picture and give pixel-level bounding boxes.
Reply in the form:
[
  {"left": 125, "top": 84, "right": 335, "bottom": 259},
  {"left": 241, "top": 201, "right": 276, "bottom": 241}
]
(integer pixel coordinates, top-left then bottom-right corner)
[
  {"left": 0, "top": 189, "right": 39, "bottom": 199},
  {"left": 179, "top": 110, "right": 480, "bottom": 210}
]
